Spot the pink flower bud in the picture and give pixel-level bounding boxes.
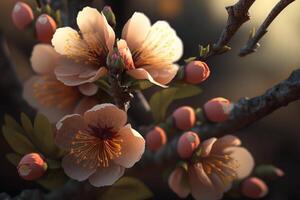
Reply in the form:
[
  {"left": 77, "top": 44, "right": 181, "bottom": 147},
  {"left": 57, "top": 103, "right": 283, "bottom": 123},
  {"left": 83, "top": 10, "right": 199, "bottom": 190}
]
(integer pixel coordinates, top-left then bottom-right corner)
[
  {"left": 177, "top": 131, "right": 200, "bottom": 159},
  {"left": 146, "top": 126, "right": 167, "bottom": 151},
  {"left": 172, "top": 106, "right": 196, "bottom": 131},
  {"left": 184, "top": 61, "right": 210, "bottom": 84},
  {"left": 35, "top": 14, "right": 57, "bottom": 43},
  {"left": 11, "top": 2, "right": 34, "bottom": 30},
  {"left": 241, "top": 177, "right": 268, "bottom": 199},
  {"left": 117, "top": 39, "right": 135, "bottom": 70},
  {"left": 204, "top": 97, "right": 232, "bottom": 122},
  {"left": 17, "top": 153, "right": 47, "bottom": 181}
]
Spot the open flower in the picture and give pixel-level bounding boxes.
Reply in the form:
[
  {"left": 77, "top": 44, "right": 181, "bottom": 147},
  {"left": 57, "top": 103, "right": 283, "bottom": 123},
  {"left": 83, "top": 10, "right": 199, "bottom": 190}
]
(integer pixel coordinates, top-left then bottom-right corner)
[
  {"left": 121, "top": 12, "right": 183, "bottom": 87},
  {"left": 51, "top": 7, "right": 182, "bottom": 87},
  {"left": 55, "top": 104, "right": 145, "bottom": 187},
  {"left": 51, "top": 7, "right": 112, "bottom": 86},
  {"left": 23, "top": 44, "right": 99, "bottom": 122},
  {"left": 169, "top": 135, "right": 254, "bottom": 200}
]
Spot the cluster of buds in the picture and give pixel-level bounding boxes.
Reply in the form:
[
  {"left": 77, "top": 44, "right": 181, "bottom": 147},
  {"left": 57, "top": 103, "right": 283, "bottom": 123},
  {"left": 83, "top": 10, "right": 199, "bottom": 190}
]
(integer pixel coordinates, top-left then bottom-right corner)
[{"left": 12, "top": 1, "right": 57, "bottom": 43}]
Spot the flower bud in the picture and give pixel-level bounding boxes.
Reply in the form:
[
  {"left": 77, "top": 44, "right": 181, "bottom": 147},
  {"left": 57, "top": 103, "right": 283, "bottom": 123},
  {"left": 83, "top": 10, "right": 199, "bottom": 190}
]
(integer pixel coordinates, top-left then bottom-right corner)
[
  {"left": 168, "top": 167, "right": 189, "bottom": 198},
  {"left": 204, "top": 97, "right": 232, "bottom": 122},
  {"left": 35, "top": 14, "right": 57, "bottom": 43},
  {"left": 146, "top": 126, "right": 167, "bottom": 151},
  {"left": 184, "top": 61, "right": 210, "bottom": 84},
  {"left": 241, "top": 177, "right": 268, "bottom": 199},
  {"left": 254, "top": 165, "right": 285, "bottom": 180},
  {"left": 177, "top": 131, "right": 200, "bottom": 159},
  {"left": 117, "top": 39, "right": 135, "bottom": 70},
  {"left": 102, "top": 6, "right": 116, "bottom": 29},
  {"left": 17, "top": 153, "right": 47, "bottom": 181},
  {"left": 172, "top": 106, "right": 196, "bottom": 131},
  {"left": 12, "top": 2, "right": 34, "bottom": 30}
]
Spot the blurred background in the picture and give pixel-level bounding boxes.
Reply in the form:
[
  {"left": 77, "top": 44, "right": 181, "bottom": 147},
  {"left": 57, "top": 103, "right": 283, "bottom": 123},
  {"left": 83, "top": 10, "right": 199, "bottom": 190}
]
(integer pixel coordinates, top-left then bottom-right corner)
[{"left": 0, "top": 0, "right": 300, "bottom": 199}]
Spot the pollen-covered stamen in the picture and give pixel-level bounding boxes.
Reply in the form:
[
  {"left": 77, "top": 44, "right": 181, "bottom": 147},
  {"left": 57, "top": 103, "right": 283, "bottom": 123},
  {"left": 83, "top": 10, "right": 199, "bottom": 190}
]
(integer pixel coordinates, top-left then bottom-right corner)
[
  {"left": 64, "top": 31, "right": 107, "bottom": 66},
  {"left": 33, "top": 75, "right": 80, "bottom": 109},
  {"left": 202, "top": 153, "right": 239, "bottom": 185},
  {"left": 70, "top": 127, "right": 123, "bottom": 169}
]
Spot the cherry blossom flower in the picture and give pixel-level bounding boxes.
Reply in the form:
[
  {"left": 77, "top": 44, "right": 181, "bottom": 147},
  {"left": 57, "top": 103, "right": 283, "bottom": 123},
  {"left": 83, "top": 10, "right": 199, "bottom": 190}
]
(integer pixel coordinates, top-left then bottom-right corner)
[
  {"left": 121, "top": 12, "right": 183, "bottom": 87},
  {"left": 23, "top": 44, "right": 99, "bottom": 122},
  {"left": 51, "top": 7, "right": 113, "bottom": 86},
  {"left": 169, "top": 135, "right": 254, "bottom": 200},
  {"left": 55, "top": 104, "right": 145, "bottom": 187}
]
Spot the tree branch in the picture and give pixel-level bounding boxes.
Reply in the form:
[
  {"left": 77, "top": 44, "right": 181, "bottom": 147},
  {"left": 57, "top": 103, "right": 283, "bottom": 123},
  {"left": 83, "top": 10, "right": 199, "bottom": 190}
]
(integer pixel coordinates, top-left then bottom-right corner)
[
  {"left": 239, "top": 0, "right": 295, "bottom": 57},
  {"left": 201, "top": 0, "right": 256, "bottom": 60}
]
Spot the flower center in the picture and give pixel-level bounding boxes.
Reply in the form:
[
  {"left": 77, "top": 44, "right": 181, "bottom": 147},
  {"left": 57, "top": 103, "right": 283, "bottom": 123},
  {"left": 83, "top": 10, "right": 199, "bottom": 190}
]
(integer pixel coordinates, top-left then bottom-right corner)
[
  {"left": 33, "top": 75, "right": 80, "bottom": 109},
  {"left": 202, "top": 153, "right": 239, "bottom": 186},
  {"left": 69, "top": 126, "right": 123, "bottom": 168}
]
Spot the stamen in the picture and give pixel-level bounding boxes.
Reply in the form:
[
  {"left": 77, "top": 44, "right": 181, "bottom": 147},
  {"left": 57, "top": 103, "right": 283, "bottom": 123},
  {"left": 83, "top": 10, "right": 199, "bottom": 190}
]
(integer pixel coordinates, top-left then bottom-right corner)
[{"left": 70, "top": 130, "right": 123, "bottom": 169}]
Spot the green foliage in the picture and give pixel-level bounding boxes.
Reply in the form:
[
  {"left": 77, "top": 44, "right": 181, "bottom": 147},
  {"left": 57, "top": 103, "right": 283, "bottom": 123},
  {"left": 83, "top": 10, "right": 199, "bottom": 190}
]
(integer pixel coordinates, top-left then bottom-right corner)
[
  {"left": 254, "top": 164, "right": 284, "bottom": 180},
  {"left": 150, "top": 84, "right": 202, "bottom": 123},
  {"left": 6, "top": 153, "right": 22, "bottom": 166},
  {"left": 36, "top": 169, "right": 69, "bottom": 191},
  {"left": 99, "top": 177, "right": 153, "bottom": 200}
]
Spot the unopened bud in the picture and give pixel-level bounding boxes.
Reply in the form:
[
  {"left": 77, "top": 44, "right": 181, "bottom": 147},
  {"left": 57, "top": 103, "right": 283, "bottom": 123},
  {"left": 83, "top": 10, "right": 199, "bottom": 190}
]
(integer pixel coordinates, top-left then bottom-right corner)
[
  {"left": 172, "top": 106, "right": 196, "bottom": 131},
  {"left": 12, "top": 2, "right": 34, "bottom": 30},
  {"left": 18, "top": 153, "right": 47, "bottom": 181},
  {"left": 146, "top": 126, "right": 167, "bottom": 151},
  {"left": 35, "top": 14, "right": 57, "bottom": 43},
  {"left": 177, "top": 131, "right": 200, "bottom": 159},
  {"left": 184, "top": 61, "right": 210, "bottom": 84},
  {"left": 204, "top": 97, "right": 232, "bottom": 122},
  {"left": 241, "top": 177, "right": 268, "bottom": 199}
]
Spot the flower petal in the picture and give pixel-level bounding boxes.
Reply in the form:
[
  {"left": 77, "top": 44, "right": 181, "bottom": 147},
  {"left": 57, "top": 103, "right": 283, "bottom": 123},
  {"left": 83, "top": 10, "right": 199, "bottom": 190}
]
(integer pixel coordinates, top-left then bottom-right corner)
[
  {"left": 122, "top": 12, "right": 151, "bottom": 52},
  {"left": 201, "top": 138, "right": 217, "bottom": 157},
  {"left": 78, "top": 83, "right": 98, "bottom": 96},
  {"left": 83, "top": 104, "right": 127, "bottom": 132},
  {"left": 168, "top": 168, "right": 190, "bottom": 198},
  {"left": 224, "top": 147, "right": 255, "bottom": 180},
  {"left": 55, "top": 114, "right": 87, "bottom": 150},
  {"left": 62, "top": 154, "right": 96, "bottom": 181},
  {"left": 113, "top": 125, "right": 145, "bottom": 168},
  {"left": 189, "top": 164, "right": 223, "bottom": 200},
  {"left": 88, "top": 163, "right": 125, "bottom": 187},
  {"left": 77, "top": 7, "right": 115, "bottom": 51},
  {"left": 30, "top": 44, "right": 60, "bottom": 75},
  {"left": 143, "top": 64, "right": 179, "bottom": 85},
  {"left": 211, "top": 135, "right": 242, "bottom": 154},
  {"left": 126, "top": 68, "right": 167, "bottom": 88}
]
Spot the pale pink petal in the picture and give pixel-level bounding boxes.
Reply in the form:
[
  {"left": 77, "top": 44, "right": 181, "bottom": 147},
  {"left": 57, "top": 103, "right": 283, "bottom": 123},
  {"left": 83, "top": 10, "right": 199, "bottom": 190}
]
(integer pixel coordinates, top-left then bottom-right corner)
[
  {"left": 201, "top": 138, "right": 217, "bottom": 157},
  {"left": 143, "top": 64, "right": 179, "bottom": 85},
  {"left": 62, "top": 154, "right": 96, "bottom": 181},
  {"left": 126, "top": 68, "right": 167, "bottom": 88},
  {"left": 78, "top": 83, "right": 98, "bottom": 96},
  {"left": 211, "top": 135, "right": 242, "bottom": 154},
  {"left": 88, "top": 163, "right": 125, "bottom": 187},
  {"left": 23, "top": 76, "right": 74, "bottom": 123},
  {"left": 189, "top": 164, "right": 223, "bottom": 200},
  {"left": 77, "top": 7, "right": 115, "bottom": 51},
  {"left": 30, "top": 44, "right": 60, "bottom": 75},
  {"left": 122, "top": 12, "right": 151, "bottom": 51},
  {"left": 168, "top": 168, "right": 190, "bottom": 198},
  {"left": 74, "top": 97, "right": 99, "bottom": 115},
  {"left": 83, "top": 104, "right": 127, "bottom": 132},
  {"left": 55, "top": 114, "right": 87, "bottom": 150},
  {"left": 113, "top": 125, "right": 145, "bottom": 168},
  {"left": 209, "top": 173, "right": 231, "bottom": 193},
  {"left": 224, "top": 147, "right": 255, "bottom": 180}
]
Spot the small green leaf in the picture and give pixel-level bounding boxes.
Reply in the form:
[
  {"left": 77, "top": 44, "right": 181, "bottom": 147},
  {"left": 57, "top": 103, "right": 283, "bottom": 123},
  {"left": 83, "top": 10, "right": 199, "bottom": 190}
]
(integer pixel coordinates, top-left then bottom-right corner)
[
  {"left": 99, "top": 177, "right": 153, "bottom": 200},
  {"left": 150, "top": 84, "right": 202, "bottom": 122},
  {"left": 33, "top": 113, "right": 57, "bottom": 158},
  {"left": 20, "top": 113, "right": 36, "bottom": 141},
  {"left": 2, "top": 126, "right": 37, "bottom": 155},
  {"left": 4, "top": 114, "right": 24, "bottom": 134},
  {"left": 6, "top": 153, "right": 22, "bottom": 166},
  {"left": 254, "top": 165, "right": 284, "bottom": 180},
  {"left": 36, "top": 169, "right": 69, "bottom": 191}
]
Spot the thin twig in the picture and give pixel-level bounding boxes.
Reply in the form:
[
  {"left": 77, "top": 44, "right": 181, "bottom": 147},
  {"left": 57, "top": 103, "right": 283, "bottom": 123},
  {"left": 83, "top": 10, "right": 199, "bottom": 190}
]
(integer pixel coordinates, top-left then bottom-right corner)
[
  {"left": 201, "top": 0, "right": 256, "bottom": 60},
  {"left": 239, "top": 0, "right": 296, "bottom": 57}
]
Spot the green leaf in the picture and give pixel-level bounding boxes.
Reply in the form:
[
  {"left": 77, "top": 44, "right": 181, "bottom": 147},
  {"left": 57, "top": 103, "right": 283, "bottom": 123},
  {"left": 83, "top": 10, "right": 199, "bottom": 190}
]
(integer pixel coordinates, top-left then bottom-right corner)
[
  {"left": 4, "top": 114, "right": 24, "bottom": 134},
  {"left": 20, "top": 113, "right": 35, "bottom": 141},
  {"left": 254, "top": 165, "right": 284, "bottom": 180},
  {"left": 6, "top": 153, "right": 22, "bottom": 166},
  {"left": 36, "top": 169, "right": 69, "bottom": 191},
  {"left": 150, "top": 84, "right": 202, "bottom": 122},
  {"left": 99, "top": 177, "right": 153, "bottom": 200},
  {"left": 33, "top": 113, "right": 58, "bottom": 158},
  {"left": 2, "top": 126, "right": 37, "bottom": 155}
]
